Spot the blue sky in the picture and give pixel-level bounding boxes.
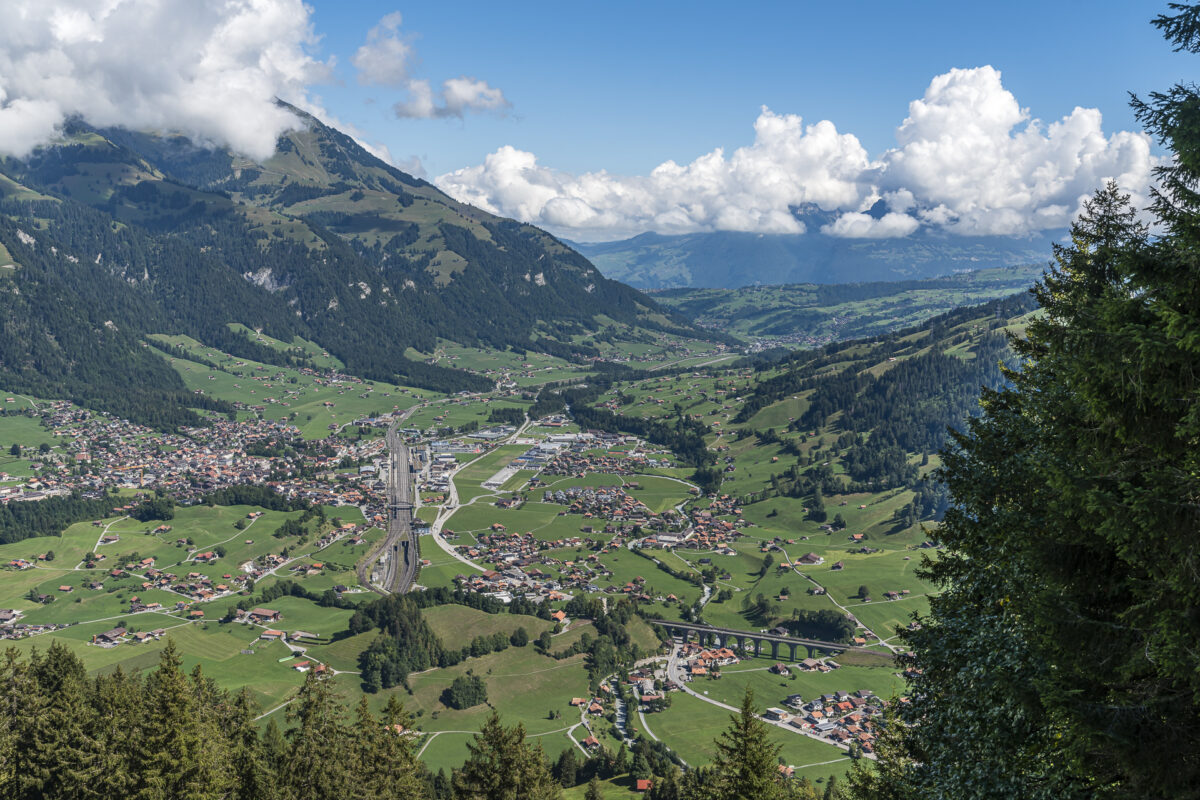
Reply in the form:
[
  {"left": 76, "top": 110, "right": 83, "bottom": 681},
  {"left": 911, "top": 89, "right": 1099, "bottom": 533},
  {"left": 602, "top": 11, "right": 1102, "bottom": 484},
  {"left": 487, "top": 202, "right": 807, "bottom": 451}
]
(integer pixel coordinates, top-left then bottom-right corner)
[
  {"left": 307, "top": 1, "right": 1185, "bottom": 177},
  {"left": 0, "top": 1, "right": 1187, "bottom": 241}
]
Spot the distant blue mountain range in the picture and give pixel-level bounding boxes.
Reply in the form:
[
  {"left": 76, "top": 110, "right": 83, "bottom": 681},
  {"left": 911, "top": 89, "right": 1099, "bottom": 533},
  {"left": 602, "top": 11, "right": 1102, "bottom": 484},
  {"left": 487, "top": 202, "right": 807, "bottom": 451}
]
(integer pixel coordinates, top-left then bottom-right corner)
[{"left": 570, "top": 218, "right": 1062, "bottom": 290}]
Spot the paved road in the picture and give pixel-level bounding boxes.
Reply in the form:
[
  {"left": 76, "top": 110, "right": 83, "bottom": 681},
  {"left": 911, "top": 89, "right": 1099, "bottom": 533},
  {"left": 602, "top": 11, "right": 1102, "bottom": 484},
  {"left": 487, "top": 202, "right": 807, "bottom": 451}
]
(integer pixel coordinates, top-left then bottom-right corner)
[{"left": 426, "top": 416, "right": 533, "bottom": 573}]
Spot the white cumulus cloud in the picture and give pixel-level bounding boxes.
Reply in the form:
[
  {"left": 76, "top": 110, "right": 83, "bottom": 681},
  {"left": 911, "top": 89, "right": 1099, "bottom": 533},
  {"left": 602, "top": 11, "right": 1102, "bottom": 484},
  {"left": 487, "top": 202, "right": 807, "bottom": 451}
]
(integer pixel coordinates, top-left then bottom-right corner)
[
  {"left": 822, "top": 212, "right": 920, "bottom": 239},
  {"left": 438, "top": 109, "right": 874, "bottom": 240},
  {"left": 437, "top": 66, "right": 1156, "bottom": 240},
  {"left": 392, "top": 75, "right": 509, "bottom": 119},
  {"left": 882, "top": 66, "right": 1155, "bottom": 235},
  {"left": 0, "top": 0, "right": 332, "bottom": 160},
  {"left": 352, "top": 12, "right": 412, "bottom": 86},
  {"left": 352, "top": 12, "right": 509, "bottom": 121}
]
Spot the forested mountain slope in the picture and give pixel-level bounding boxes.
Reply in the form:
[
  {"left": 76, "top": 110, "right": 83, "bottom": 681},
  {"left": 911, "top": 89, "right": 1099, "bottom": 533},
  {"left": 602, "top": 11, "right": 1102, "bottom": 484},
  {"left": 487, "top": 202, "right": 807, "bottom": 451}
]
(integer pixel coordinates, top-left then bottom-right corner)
[{"left": 0, "top": 108, "right": 698, "bottom": 426}]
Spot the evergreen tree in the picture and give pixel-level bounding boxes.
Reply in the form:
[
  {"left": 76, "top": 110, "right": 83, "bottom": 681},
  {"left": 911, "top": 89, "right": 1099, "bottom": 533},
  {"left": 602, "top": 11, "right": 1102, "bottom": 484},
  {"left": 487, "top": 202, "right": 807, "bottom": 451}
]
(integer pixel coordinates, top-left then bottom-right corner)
[
  {"left": 646, "top": 767, "right": 682, "bottom": 800},
  {"left": 859, "top": 8, "right": 1200, "bottom": 794},
  {"left": 553, "top": 747, "right": 579, "bottom": 788},
  {"left": 282, "top": 671, "right": 353, "bottom": 800},
  {"left": 584, "top": 775, "right": 603, "bottom": 800},
  {"left": 260, "top": 718, "right": 288, "bottom": 788},
  {"left": 136, "top": 640, "right": 233, "bottom": 800},
  {"left": 90, "top": 666, "right": 145, "bottom": 800},
  {"left": 707, "top": 690, "right": 789, "bottom": 800},
  {"left": 452, "top": 712, "right": 560, "bottom": 800},
  {"left": 367, "top": 694, "right": 427, "bottom": 800},
  {"left": 15, "top": 642, "right": 97, "bottom": 800},
  {"left": 229, "top": 688, "right": 276, "bottom": 800}
]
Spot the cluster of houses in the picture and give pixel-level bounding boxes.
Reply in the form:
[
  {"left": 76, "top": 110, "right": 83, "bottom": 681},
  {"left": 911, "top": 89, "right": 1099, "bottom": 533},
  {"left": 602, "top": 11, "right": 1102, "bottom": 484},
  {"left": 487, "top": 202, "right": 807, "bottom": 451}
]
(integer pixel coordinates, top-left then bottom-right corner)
[
  {"left": 624, "top": 665, "right": 675, "bottom": 707},
  {"left": 764, "top": 689, "right": 885, "bottom": 753},
  {"left": 453, "top": 528, "right": 588, "bottom": 568},
  {"left": 90, "top": 626, "right": 169, "bottom": 648},
  {"left": 542, "top": 486, "right": 654, "bottom": 527},
  {"left": 0, "top": 609, "right": 68, "bottom": 641},
  {"left": 136, "top": 565, "right": 249, "bottom": 603},
  {"left": 451, "top": 561, "right": 582, "bottom": 603},
  {"left": 679, "top": 495, "right": 748, "bottom": 549},
  {"left": 677, "top": 643, "right": 741, "bottom": 678},
  {"left": 637, "top": 494, "right": 748, "bottom": 553},
  {"left": 541, "top": 442, "right": 652, "bottom": 478}
]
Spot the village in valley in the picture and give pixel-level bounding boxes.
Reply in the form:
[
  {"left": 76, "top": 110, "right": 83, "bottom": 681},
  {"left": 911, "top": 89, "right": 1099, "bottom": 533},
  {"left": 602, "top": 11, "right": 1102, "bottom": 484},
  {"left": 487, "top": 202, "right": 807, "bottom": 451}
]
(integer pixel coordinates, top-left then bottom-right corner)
[{"left": 0, "top": 326, "right": 936, "bottom": 791}]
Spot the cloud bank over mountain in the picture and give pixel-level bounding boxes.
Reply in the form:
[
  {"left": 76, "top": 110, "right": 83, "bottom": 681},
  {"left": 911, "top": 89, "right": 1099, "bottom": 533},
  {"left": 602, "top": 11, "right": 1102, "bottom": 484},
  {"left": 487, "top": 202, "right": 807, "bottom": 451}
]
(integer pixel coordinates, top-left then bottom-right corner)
[
  {"left": 0, "top": 0, "right": 330, "bottom": 161},
  {"left": 437, "top": 66, "right": 1156, "bottom": 240}
]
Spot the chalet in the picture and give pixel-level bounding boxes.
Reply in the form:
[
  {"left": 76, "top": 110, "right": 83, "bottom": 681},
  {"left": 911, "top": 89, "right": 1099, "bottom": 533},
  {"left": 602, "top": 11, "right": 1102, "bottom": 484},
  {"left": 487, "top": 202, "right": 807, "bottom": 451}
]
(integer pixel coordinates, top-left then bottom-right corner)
[
  {"left": 92, "top": 627, "right": 127, "bottom": 646},
  {"left": 831, "top": 561, "right": 844, "bottom": 570},
  {"left": 796, "top": 552, "right": 824, "bottom": 566},
  {"left": 248, "top": 607, "right": 282, "bottom": 623},
  {"left": 259, "top": 629, "right": 286, "bottom": 640},
  {"left": 635, "top": 779, "right": 653, "bottom": 792}
]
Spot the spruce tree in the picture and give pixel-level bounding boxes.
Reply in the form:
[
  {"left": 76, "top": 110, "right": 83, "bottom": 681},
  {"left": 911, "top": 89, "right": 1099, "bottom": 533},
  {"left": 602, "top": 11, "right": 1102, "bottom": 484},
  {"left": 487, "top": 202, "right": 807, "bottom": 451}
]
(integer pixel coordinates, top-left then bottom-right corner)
[
  {"left": 229, "top": 688, "right": 276, "bottom": 800},
  {"left": 858, "top": 7, "right": 1200, "bottom": 796},
  {"left": 136, "top": 640, "right": 233, "bottom": 800},
  {"left": 260, "top": 718, "right": 289, "bottom": 787},
  {"left": 364, "top": 694, "right": 427, "bottom": 800},
  {"left": 553, "top": 747, "right": 579, "bottom": 788},
  {"left": 90, "top": 666, "right": 145, "bottom": 800},
  {"left": 708, "top": 690, "right": 789, "bottom": 800},
  {"left": 646, "top": 766, "right": 682, "bottom": 800},
  {"left": 283, "top": 671, "right": 354, "bottom": 800},
  {"left": 18, "top": 642, "right": 98, "bottom": 800},
  {"left": 452, "top": 712, "right": 560, "bottom": 800}
]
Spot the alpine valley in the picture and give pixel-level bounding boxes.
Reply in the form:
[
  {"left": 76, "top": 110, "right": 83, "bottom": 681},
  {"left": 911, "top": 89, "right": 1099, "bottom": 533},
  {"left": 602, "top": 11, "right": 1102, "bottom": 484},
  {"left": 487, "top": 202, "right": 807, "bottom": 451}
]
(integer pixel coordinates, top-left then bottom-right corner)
[{"left": 0, "top": 23, "right": 1192, "bottom": 797}]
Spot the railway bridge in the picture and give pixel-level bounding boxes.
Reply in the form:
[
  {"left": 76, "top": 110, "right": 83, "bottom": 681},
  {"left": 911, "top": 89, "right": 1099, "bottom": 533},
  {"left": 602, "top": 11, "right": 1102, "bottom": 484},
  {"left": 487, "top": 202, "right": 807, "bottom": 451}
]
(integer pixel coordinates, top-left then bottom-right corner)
[{"left": 652, "top": 620, "right": 867, "bottom": 662}]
